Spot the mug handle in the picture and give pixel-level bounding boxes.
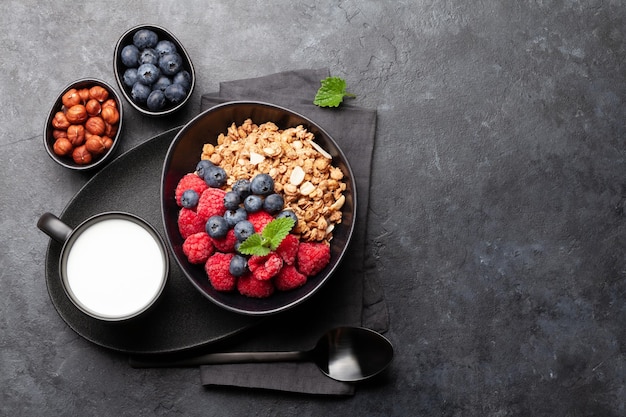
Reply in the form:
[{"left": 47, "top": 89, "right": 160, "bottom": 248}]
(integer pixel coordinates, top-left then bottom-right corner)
[{"left": 37, "top": 212, "right": 73, "bottom": 243}]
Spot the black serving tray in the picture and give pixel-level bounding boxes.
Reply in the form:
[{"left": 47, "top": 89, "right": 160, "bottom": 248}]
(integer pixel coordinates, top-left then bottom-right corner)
[{"left": 44, "top": 127, "right": 261, "bottom": 354}]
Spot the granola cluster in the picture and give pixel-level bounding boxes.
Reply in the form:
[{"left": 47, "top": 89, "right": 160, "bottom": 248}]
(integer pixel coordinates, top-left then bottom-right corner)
[{"left": 200, "top": 119, "right": 347, "bottom": 242}]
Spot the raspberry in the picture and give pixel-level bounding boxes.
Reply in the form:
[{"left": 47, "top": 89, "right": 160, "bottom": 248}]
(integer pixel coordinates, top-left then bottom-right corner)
[
  {"left": 211, "top": 228, "right": 237, "bottom": 253},
  {"left": 237, "top": 274, "right": 275, "bottom": 298},
  {"left": 248, "top": 252, "right": 283, "bottom": 281},
  {"left": 248, "top": 253, "right": 283, "bottom": 280},
  {"left": 276, "top": 234, "right": 299, "bottom": 265},
  {"left": 197, "top": 187, "right": 226, "bottom": 221},
  {"left": 178, "top": 207, "right": 206, "bottom": 239},
  {"left": 182, "top": 232, "right": 214, "bottom": 264},
  {"left": 247, "top": 210, "right": 274, "bottom": 233},
  {"left": 275, "top": 265, "right": 307, "bottom": 291},
  {"left": 205, "top": 252, "right": 236, "bottom": 291},
  {"left": 297, "top": 242, "right": 331, "bottom": 277},
  {"left": 175, "top": 173, "right": 208, "bottom": 207}
]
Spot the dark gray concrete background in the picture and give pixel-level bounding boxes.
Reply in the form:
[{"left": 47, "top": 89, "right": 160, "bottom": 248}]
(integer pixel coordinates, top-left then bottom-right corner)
[{"left": 2, "top": 1, "right": 624, "bottom": 416}]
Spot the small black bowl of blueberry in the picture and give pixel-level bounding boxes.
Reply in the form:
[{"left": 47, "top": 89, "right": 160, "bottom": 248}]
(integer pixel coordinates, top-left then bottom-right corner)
[{"left": 113, "top": 24, "right": 195, "bottom": 116}]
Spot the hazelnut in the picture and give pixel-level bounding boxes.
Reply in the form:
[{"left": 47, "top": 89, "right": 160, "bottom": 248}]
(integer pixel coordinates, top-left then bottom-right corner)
[
  {"left": 101, "top": 106, "right": 120, "bottom": 124},
  {"left": 53, "top": 137, "right": 73, "bottom": 156},
  {"left": 66, "top": 124, "right": 86, "bottom": 146},
  {"left": 52, "top": 111, "right": 70, "bottom": 129},
  {"left": 72, "top": 145, "right": 92, "bottom": 165},
  {"left": 104, "top": 122, "right": 118, "bottom": 138},
  {"left": 88, "top": 85, "right": 109, "bottom": 102},
  {"left": 85, "top": 116, "right": 106, "bottom": 135},
  {"left": 78, "top": 88, "right": 91, "bottom": 103},
  {"left": 85, "top": 135, "right": 107, "bottom": 155},
  {"left": 52, "top": 129, "right": 67, "bottom": 139},
  {"left": 62, "top": 88, "right": 81, "bottom": 108},
  {"left": 85, "top": 99, "right": 101, "bottom": 116},
  {"left": 102, "top": 136, "right": 114, "bottom": 150},
  {"left": 65, "top": 104, "right": 88, "bottom": 124},
  {"left": 102, "top": 98, "right": 117, "bottom": 109}
]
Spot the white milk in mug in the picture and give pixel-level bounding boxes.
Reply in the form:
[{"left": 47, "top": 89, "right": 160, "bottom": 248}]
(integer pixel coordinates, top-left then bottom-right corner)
[{"left": 63, "top": 217, "right": 167, "bottom": 320}]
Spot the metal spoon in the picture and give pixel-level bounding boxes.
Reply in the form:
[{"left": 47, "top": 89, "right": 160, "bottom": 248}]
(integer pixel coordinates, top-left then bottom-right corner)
[{"left": 129, "top": 326, "right": 393, "bottom": 382}]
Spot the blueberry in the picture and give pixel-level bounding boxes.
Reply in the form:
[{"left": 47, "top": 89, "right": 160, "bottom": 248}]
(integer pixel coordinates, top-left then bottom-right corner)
[
  {"left": 152, "top": 76, "right": 172, "bottom": 92},
  {"left": 138, "top": 48, "right": 159, "bottom": 65},
  {"left": 195, "top": 160, "right": 214, "bottom": 178},
  {"left": 223, "top": 191, "right": 241, "bottom": 211},
  {"left": 234, "top": 220, "right": 255, "bottom": 241},
  {"left": 159, "top": 52, "right": 183, "bottom": 76},
  {"left": 120, "top": 44, "right": 140, "bottom": 67},
  {"left": 122, "top": 68, "right": 138, "bottom": 87},
  {"left": 203, "top": 165, "right": 227, "bottom": 188},
  {"left": 229, "top": 255, "right": 248, "bottom": 277},
  {"left": 155, "top": 40, "right": 177, "bottom": 56},
  {"left": 131, "top": 82, "right": 151, "bottom": 103},
  {"left": 181, "top": 189, "right": 199, "bottom": 208},
  {"left": 164, "top": 83, "right": 186, "bottom": 104},
  {"left": 263, "top": 193, "right": 284, "bottom": 214},
  {"left": 250, "top": 174, "right": 274, "bottom": 195},
  {"left": 205, "top": 215, "right": 229, "bottom": 239},
  {"left": 146, "top": 90, "right": 166, "bottom": 111},
  {"left": 136, "top": 63, "right": 160, "bottom": 85},
  {"left": 232, "top": 179, "right": 251, "bottom": 198},
  {"left": 243, "top": 194, "right": 263, "bottom": 213},
  {"left": 224, "top": 207, "right": 247, "bottom": 227},
  {"left": 276, "top": 210, "right": 298, "bottom": 229},
  {"left": 133, "top": 29, "right": 158, "bottom": 49},
  {"left": 172, "top": 70, "right": 192, "bottom": 91}
]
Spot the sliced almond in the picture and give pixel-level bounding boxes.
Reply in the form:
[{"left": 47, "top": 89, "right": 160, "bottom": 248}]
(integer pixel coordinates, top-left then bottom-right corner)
[
  {"left": 289, "top": 166, "right": 305, "bottom": 185},
  {"left": 309, "top": 140, "right": 332, "bottom": 159},
  {"left": 299, "top": 181, "right": 316, "bottom": 196},
  {"left": 330, "top": 195, "right": 345, "bottom": 211},
  {"left": 249, "top": 151, "right": 265, "bottom": 165},
  {"left": 263, "top": 146, "right": 281, "bottom": 156}
]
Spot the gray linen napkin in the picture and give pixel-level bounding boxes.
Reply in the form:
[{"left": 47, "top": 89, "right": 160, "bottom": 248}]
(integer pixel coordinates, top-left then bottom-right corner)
[{"left": 198, "top": 68, "right": 388, "bottom": 395}]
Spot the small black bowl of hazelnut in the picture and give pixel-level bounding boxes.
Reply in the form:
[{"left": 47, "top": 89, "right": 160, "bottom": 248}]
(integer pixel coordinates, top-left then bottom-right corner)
[
  {"left": 44, "top": 78, "right": 124, "bottom": 171},
  {"left": 113, "top": 24, "right": 196, "bottom": 117}
]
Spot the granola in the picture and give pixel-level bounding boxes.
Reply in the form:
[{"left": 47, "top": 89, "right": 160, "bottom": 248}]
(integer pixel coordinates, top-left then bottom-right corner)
[{"left": 200, "top": 119, "right": 346, "bottom": 242}]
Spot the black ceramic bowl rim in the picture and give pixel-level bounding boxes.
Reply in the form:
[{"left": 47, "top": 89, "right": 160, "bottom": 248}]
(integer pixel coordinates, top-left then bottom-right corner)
[
  {"left": 113, "top": 24, "right": 196, "bottom": 117},
  {"left": 161, "top": 101, "right": 357, "bottom": 316},
  {"left": 43, "top": 78, "right": 124, "bottom": 171}
]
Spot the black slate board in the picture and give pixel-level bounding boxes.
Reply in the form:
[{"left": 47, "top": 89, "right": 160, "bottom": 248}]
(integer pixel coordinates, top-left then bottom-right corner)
[{"left": 43, "top": 127, "right": 260, "bottom": 354}]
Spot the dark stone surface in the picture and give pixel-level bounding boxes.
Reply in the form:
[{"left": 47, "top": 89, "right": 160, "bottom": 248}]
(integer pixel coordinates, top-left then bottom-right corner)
[{"left": 1, "top": 1, "right": 624, "bottom": 416}]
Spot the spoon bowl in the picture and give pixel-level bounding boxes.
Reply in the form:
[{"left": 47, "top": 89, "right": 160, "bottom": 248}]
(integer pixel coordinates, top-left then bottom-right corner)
[
  {"left": 129, "top": 326, "right": 393, "bottom": 382},
  {"left": 313, "top": 327, "right": 394, "bottom": 382}
]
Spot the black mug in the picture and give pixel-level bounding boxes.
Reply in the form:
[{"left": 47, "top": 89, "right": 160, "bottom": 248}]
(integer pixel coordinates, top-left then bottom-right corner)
[{"left": 38, "top": 212, "right": 169, "bottom": 321}]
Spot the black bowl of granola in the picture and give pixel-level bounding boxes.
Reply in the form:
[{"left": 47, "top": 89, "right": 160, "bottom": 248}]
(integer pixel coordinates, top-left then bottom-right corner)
[{"left": 161, "top": 101, "right": 356, "bottom": 316}]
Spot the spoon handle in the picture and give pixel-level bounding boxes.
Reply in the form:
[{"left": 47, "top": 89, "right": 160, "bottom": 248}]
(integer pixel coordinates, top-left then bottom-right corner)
[{"left": 129, "top": 350, "right": 309, "bottom": 368}]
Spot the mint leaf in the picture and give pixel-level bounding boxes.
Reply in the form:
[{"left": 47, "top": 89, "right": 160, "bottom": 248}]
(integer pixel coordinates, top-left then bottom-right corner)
[
  {"left": 262, "top": 217, "right": 295, "bottom": 250},
  {"left": 313, "top": 77, "right": 355, "bottom": 107},
  {"left": 237, "top": 217, "right": 296, "bottom": 256},
  {"left": 238, "top": 233, "right": 269, "bottom": 256}
]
